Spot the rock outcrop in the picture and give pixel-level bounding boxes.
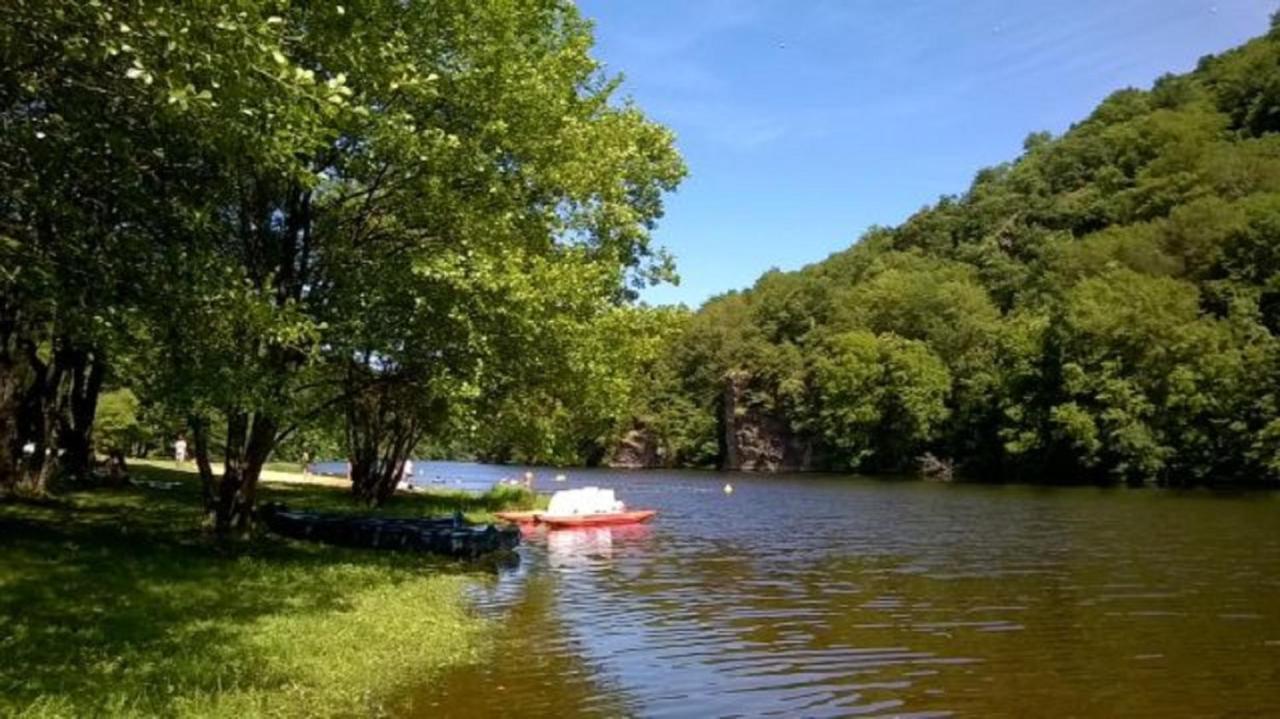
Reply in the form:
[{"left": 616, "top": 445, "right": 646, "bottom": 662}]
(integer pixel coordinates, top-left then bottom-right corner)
[
  {"left": 719, "top": 370, "right": 813, "bottom": 472},
  {"left": 607, "top": 426, "right": 663, "bottom": 469}
]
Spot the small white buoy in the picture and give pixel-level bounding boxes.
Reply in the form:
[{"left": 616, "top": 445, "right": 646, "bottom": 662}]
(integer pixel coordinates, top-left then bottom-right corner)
[
  {"left": 555, "top": 473, "right": 567, "bottom": 482},
  {"left": 723, "top": 483, "right": 734, "bottom": 495}
]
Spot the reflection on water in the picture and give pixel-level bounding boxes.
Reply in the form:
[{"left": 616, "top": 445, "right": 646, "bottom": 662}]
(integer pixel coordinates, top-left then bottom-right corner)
[
  {"left": 406, "top": 468, "right": 1280, "bottom": 718},
  {"left": 545, "top": 525, "right": 655, "bottom": 569},
  {"left": 546, "top": 527, "right": 612, "bottom": 567}
]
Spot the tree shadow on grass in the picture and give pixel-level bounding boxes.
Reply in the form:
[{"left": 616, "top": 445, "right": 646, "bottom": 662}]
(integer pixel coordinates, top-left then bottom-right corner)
[{"left": 0, "top": 475, "right": 508, "bottom": 716}]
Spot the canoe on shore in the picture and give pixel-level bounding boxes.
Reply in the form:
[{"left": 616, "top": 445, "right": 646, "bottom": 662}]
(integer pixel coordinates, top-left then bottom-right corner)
[
  {"left": 539, "top": 509, "right": 657, "bottom": 528},
  {"left": 494, "top": 510, "right": 543, "bottom": 524}
]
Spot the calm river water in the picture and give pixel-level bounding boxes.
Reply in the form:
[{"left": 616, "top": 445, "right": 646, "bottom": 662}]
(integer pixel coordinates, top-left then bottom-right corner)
[{"left": 408, "top": 466, "right": 1280, "bottom": 718}]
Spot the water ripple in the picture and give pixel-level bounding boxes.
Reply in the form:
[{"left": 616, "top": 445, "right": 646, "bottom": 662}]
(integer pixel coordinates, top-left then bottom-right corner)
[{"left": 408, "top": 468, "right": 1280, "bottom": 718}]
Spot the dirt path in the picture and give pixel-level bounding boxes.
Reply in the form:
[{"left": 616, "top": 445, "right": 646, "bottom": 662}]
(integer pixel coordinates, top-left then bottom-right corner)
[{"left": 132, "top": 459, "right": 349, "bottom": 488}]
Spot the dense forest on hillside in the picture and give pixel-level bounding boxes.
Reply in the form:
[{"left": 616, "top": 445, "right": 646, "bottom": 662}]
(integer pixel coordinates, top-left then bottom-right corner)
[{"left": 524, "top": 23, "right": 1280, "bottom": 486}]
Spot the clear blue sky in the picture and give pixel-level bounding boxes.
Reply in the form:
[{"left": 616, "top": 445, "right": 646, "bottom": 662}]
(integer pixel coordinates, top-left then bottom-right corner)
[{"left": 575, "top": 0, "right": 1276, "bottom": 307}]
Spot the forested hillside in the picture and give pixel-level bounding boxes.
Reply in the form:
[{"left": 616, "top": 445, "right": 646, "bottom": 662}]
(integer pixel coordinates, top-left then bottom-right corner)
[{"left": 616, "top": 23, "right": 1280, "bottom": 485}]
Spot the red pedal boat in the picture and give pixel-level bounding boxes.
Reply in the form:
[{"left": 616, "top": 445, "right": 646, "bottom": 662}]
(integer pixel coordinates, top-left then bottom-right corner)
[{"left": 538, "top": 509, "right": 657, "bottom": 528}]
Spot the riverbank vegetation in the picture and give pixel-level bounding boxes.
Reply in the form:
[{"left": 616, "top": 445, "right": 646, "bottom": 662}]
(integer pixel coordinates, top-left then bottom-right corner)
[
  {"left": 493, "top": 22, "right": 1280, "bottom": 487},
  {"left": 0, "top": 464, "right": 545, "bottom": 717}
]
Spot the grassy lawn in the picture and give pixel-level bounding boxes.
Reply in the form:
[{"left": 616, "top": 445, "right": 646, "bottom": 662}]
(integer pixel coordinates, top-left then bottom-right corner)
[
  {"left": 0, "top": 465, "right": 540, "bottom": 718},
  {"left": 262, "top": 461, "right": 305, "bottom": 474}
]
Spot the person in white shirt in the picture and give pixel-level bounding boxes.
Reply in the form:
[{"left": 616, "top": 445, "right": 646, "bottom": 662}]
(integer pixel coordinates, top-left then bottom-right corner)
[
  {"left": 174, "top": 436, "right": 188, "bottom": 465},
  {"left": 398, "top": 459, "right": 415, "bottom": 490}
]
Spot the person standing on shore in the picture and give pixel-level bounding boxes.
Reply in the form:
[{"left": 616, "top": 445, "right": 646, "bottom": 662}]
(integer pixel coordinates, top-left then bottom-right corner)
[
  {"left": 173, "top": 435, "right": 188, "bottom": 466},
  {"left": 398, "top": 459, "right": 415, "bottom": 491}
]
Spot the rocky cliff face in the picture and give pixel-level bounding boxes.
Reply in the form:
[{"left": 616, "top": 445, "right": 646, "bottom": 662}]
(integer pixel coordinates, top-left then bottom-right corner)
[
  {"left": 719, "top": 371, "right": 813, "bottom": 472},
  {"left": 607, "top": 426, "right": 663, "bottom": 469},
  {"left": 606, "top": 372, "right": 817, "bottom": 471}
]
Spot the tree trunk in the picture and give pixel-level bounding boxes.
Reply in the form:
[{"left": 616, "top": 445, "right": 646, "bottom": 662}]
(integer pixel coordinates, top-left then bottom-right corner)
[
  {"left": 10, "top": 336, "right": 67, "bottom": 496},
  {"left": 350, "top": 436, "right": 414, "bottom": 507},
  {"left": 201, "top": 410, "right": 278, "bottom": 535},
  {"left": 105, "top": 448, "right": 129, "bottom": 486},
  {"left": 0, "top": 302, "right": 26, "bottom": 494},
  {"left": 55, "top": 345, "right": 105, "bottom": 481},
  {"left": 190, "top": 414, "right": 216, "bottom": 509},
  {"left": 345, "top": 377, "right": 423, "bottom": 507},
  {"left": 6, "top": 337, "right": 107, "bottom": 492},
  {"left": 0, "top": 378, "right": 19, "bottom": 493}
]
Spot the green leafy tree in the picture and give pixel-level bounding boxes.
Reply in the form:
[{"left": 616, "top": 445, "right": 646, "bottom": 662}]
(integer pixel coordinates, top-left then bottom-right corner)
[
  {"left": 140, "top": 0, "right": 685, "bottom": 526},
  {"left": 95, "top": 389, "right": 142, "bottom": 456},
  {"left": 808, "top": 331, "right": 951, "bottom": 471},
  {"left": 1, "top": 1, "right": 685, "bottom": 521}
]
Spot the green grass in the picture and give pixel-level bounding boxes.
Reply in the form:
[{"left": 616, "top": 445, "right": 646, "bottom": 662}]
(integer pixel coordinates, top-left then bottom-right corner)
[
  {"left": 262, "top": 461, "right": 305, "bottom": 474},
  {"left": 0, "top": 465, "right": 542, "bottom": 718},
  {"left": 259, "top": 477, "right": 547, "bottom": 524}
]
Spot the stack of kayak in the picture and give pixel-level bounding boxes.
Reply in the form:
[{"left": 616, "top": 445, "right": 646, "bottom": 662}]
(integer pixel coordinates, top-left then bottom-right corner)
[
  {"left": 497, "top": 486, "right": 656, "bottom": 528},
  {"left": 260, "top": 503, "right": 519, "bottom": 558}
]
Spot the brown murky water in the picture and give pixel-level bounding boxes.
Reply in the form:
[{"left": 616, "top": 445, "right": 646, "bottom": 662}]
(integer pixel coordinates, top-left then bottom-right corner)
[{"left": 408, "top": 470, "right": 1280, "bottom": 718}]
